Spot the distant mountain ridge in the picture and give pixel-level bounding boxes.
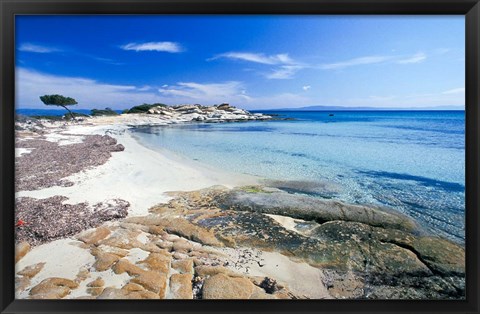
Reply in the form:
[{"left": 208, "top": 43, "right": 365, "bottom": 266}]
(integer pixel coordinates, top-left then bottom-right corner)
[{"left": 262, "top": 105, "right": 465, "bottom": 111}]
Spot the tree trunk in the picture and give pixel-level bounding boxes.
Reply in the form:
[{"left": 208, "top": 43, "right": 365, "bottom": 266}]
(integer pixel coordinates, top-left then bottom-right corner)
[{"left": 61, "top": 105, "right": 76, "bottom": 121}]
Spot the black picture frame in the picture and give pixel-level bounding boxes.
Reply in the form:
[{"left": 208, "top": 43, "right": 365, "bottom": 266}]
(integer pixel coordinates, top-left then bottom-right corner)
[{"left": 1, "top": 0, "right": 479, "bottom": 313}]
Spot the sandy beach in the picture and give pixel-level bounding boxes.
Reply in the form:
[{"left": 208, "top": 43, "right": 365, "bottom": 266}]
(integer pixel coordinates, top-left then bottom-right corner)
[{"left": 14, "top": 110, "right": 466, "bottom": 300}]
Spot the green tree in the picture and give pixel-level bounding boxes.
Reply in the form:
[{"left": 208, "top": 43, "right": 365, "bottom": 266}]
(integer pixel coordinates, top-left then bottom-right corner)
[{"left": 39, "top": 94, "right": 78, "bottom": 120}]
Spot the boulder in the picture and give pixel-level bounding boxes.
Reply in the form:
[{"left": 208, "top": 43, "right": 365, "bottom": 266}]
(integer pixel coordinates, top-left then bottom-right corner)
[
  {"left": 202, "top": 274, "right": 255, "bottom": 299},
  {"left": 30, "top": 277, "right": 78, "bottom": 299}
]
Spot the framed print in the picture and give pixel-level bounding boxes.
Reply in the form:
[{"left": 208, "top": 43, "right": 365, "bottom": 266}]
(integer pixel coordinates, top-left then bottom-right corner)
[{"left": 1, "top": 0, "right": 479, "bottom": 313}]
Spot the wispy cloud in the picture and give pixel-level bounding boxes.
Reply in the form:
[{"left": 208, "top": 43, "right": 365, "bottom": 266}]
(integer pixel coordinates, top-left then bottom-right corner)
[
  {"left": 320, "top": 55, "right": 393, "bottom": 70},
  {"left": 265, "top": 65, "right": 305, "bottom": 79},
  {"left": 121, "top": 41, "right": 183, "bottom": 53},
  {"left": 396, "top": 52, "right": 427, "bottom": 64},
  {"left": 158, "top": 81, "right": 250, "bottom": 104},
  {"left": 209, "top": 52, "right": 294, "bottom": 65},
  {"left": 210, "top": 51, "right": 304, "bottom": 79},
  {"left": 320, "top": 52, "right": 427, "bottom": 70},
  {"left": 442, "top": 87, "right": 465, "bottom": 95},
  {"left": 18, "top": 43, "right": 61, "bottom": 53}
]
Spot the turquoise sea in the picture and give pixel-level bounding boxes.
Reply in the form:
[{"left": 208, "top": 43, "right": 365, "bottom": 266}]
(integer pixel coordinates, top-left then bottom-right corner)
[{"left": 132, "top": 110, "right": 465, "bottom": 244}]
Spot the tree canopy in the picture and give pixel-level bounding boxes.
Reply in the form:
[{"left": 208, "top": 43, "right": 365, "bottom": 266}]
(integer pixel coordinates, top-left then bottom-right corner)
[
  {"left": 39, "top": 94, "right": 78, "bottom": 106},
  {"left": 39, "top": 94, "right": 78, "bottom": 120}
]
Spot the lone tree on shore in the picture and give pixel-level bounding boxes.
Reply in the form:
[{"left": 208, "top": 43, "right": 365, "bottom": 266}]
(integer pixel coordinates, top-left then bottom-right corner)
[{"left": 39, "top": 94, "right": 78, "bottom": 120}]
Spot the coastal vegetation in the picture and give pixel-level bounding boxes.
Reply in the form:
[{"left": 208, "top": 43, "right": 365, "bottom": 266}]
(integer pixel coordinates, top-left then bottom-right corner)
[
  {"left": 90, "top": 108, "right": 119, "bottom": 116},
  {"left": 39, "top": 94, "right": 78, "bottom": 120},
  {"left": 123, "top": 103, "right": 167, "bottom": 114}
]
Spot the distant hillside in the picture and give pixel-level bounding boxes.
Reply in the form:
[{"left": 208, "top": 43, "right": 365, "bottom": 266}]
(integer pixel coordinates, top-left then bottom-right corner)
[{"left": 264, "top": 105, "right": 465, "bottom": 111}]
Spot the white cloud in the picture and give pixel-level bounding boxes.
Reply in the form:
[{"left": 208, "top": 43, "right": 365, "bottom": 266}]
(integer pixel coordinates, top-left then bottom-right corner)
[
  {"left": 320, "top": 52, "right": 427, "bottom": 70},
  {"left": 121, "top": 42, "right": 183, "bottom": 53},
  {"left": 265, "top": 65, "right": 304, "bottom": 79},
  {"left": 442, "top": 87, "right": 465, "bottom": 94},
  {"left": 210, "top": 51, "right": 305, "bottom": 79},
  {"left": 210, "top": 52, "right": 294, "bottom": 65},
  {"left": 396, "top": 52, "right": 427, "bottom": 64},
  {"left": 302, "top": 85, "right": 311, "bottom": 91},
  {"left": 16, "top": 68, "right": 166, "bottom": 109},
  {"left": 320, "top": 55, "right": 393, "bottom": 70},
  {"left": 158, "top": 81, "right": 251, "bottom": 104},
  {"left": 18, "top": 43, "right": 61, "bottom": 53},
  {"left": 16, "top": 68, "right": 315, "bottom": 109}
]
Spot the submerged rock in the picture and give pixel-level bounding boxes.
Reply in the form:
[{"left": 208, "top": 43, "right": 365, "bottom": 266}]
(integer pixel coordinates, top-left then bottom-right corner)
[{"left": 215, "top": 188, "right": 419, "bottom": 233}]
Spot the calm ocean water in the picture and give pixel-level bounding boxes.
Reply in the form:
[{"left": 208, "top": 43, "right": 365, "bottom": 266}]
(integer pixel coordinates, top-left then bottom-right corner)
[{"left": 136, "top": 111, "right": 464, "bottom": 244}]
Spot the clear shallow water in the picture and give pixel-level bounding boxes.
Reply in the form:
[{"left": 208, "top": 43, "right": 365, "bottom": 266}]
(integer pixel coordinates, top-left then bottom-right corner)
[{"left": 133, "top": 111, "right": 465, "bottom": 244}]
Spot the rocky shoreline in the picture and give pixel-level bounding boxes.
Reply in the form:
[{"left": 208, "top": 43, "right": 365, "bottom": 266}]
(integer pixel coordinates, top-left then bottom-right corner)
[{"left": 14, "top": 109, "right": 465, "bottom": 300}]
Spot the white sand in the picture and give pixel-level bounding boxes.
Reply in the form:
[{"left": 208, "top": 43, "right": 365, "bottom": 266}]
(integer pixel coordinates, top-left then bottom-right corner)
[
  {"left": 266, "top": 214, "right": 304, "bottom": 234},
  {"left": 218, "top": 246, "right": 331, "bottom": 299},
  {"left": 16, "top": 121, "right": 258, "bottom": 217},
  {"left": 15, "top": 239, "right": 95, "bottom": 298}
]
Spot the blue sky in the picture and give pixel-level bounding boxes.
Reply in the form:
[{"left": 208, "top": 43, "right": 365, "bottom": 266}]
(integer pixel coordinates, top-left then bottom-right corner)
[{"left": 16, "top": 15, "right": 465, "bottom": 110}]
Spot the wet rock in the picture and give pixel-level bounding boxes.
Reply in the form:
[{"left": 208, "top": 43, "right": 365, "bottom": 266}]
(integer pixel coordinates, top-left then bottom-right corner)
[
  {"left": 265, "top": 179, "right": 342, "bottom": 198},
  {"left": 170, "top": 273, "right": 193, "bottom": 299},
  {"left": 202, "top": 274, "right": 255, "bottom": 299},
  {"left": 215, "top": 189, "right": 418, "bottom": 233}
]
